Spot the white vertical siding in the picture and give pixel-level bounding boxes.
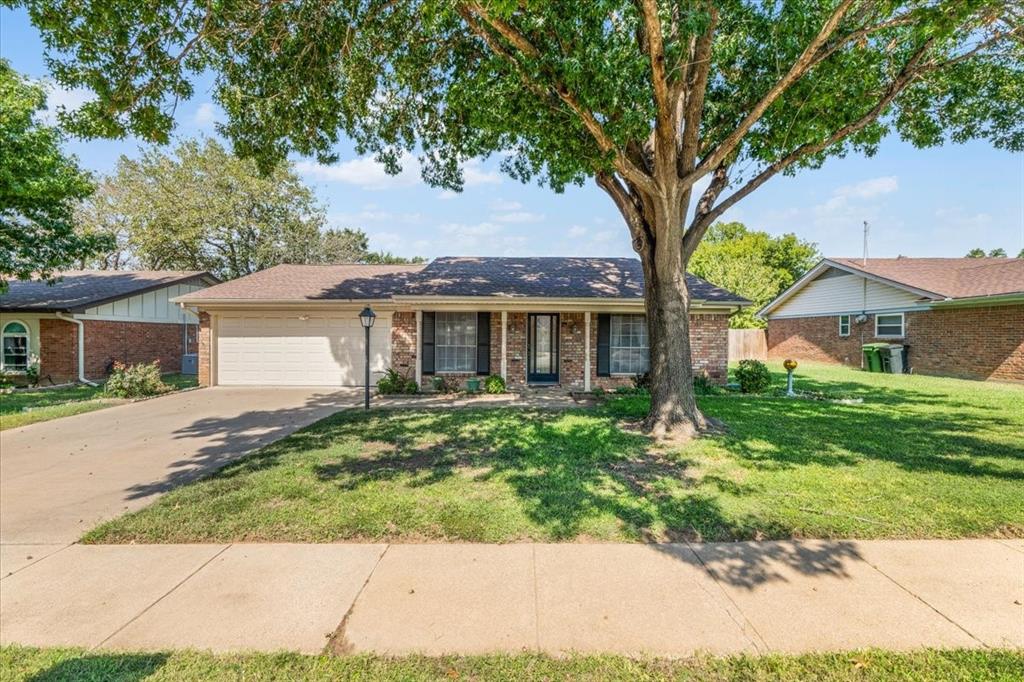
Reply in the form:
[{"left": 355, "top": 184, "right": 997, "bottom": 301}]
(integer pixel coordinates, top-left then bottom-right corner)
[
  {"left": 79, "top": 281, "right": 206, "bottom": 323},
  {"left": 768, "top": 271, "right": 923, "bottom": 318}
]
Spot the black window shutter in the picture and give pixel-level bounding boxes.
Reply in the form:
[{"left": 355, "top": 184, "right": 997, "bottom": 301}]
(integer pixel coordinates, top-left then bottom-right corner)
[
  {"left": 597, "top": 313, "right": 611, "bottom": 377},
  {"left": 476, "top": 312, "right": 491, "bottom": 375},
  {"left": 421, "top": 312, "right": 435, "bottom": 375}
]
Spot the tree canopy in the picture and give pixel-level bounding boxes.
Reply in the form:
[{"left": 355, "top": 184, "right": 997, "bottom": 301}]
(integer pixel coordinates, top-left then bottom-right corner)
[
  {"left": 690, "top": 222, "right": 818, "bottom": 328},
  {"left": 966, "top": 247, "right": 1012, "bottom": 258},
  {"left": 0, "top": 59, "right": 108, "bottom": 290},
  {"left": 19, "top": 0, "right": 1022, "bottom": 434},
  {"left": 76, "top": 139, "right": 423, "bottom": 277}
]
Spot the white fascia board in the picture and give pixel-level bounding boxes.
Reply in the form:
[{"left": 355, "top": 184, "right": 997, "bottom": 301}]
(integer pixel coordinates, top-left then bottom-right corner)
[{"left": 757, "top": 258, "right": 943, "bottom": 318}]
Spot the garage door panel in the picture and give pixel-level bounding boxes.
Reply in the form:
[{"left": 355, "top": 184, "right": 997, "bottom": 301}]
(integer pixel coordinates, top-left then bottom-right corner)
[{"left": 217, "top": 313, "right": 391, "bottom": 386}]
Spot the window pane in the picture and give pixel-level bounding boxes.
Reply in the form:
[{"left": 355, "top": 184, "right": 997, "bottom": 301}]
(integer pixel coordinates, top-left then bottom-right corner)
[
  {"left": 2, "top": 322, "right": 27, "bottom": 335},
  {"left": 435, "top": 312, "right": 477, "bottom": 372},
  {"left": 610, "top": 314, "right": 649, "bottom": 374}
]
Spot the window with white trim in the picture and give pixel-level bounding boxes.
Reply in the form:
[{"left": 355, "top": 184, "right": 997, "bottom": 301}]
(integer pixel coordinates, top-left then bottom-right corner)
[
  {"left": 435, "top": 312, "right": 477, "bottom": 372},
  {"left": 838, "top": 315, "right": 851, "bottom": 337},
  {"left": 610, "top": 314, "right": 649, "bottom": 375},
  {"left": 2, "top": 321, "right": 29, "bottom": 371},
  {"left": 875, "top": 313, "right": 904, "bottom": 338}
]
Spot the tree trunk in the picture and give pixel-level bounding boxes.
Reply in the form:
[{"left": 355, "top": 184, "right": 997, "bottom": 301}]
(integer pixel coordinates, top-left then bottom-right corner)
[{"left": 636, "top": 198, "right": 710, "bottom": 440}]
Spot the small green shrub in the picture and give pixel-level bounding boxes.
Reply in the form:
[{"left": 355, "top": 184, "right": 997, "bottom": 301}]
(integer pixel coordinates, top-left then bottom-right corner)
[
  {"left": 104, "top": 361, "right": 168, "bottom": 398},
  {"left": 377, "top": 367, "right": 418, "bottom": 394},
  {"left": 693, "top": 373, "right": 718, "bottom": 395},
  {"left": 734, "top": 359, "right": 772, "bottom": 394},
  {"left": 484, "top": 375, "right": 506, "bottom": 394},
  {"left": 24, "top": 362, "right": 40, "bottom": 387}
]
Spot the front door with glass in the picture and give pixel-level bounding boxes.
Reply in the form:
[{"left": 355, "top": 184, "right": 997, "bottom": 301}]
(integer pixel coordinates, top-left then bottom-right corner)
[{"left": 527, "top": 313, "right": 559, "bottom": 384}]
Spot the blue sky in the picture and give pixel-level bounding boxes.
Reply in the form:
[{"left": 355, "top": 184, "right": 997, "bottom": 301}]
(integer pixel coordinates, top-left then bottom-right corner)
[{"left": 4, "top": 7, "right": 1022, "bottom": 261}]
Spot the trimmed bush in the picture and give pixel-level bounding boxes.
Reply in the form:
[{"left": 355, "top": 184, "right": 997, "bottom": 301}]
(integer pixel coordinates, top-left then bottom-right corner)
[
  {"left": 734, "top": 359, "right": 771, "bottom": 394},
  {"left": 484, "top": 375, "right": 507, "bottom": 394},
  {"left": 105, "top": 361, "right": 168, "bottom": 398},
  {"left": 377, "top": 368, "right": 418, "bottom": 394}
]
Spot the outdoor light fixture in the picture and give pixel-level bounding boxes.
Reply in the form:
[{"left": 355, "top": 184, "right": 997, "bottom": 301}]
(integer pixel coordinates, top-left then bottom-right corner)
[{"left": 359, "top": 307, "right": 376, "bottom": 409}]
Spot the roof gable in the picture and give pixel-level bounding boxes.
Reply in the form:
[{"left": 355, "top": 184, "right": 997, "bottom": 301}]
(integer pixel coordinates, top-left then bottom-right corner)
[{"left": 1, "top": 270, "right": 215, "bottom": 312}]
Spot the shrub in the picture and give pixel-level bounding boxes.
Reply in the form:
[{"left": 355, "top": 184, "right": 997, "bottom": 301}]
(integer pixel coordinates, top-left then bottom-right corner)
[
  {"left": 105, "top": 361, "right": 168, "bottom": 398},
  {"left": 484, "top": 375, "right": 506, "bottom": 394},
  {"left": 377, "top": 367, "right": 418, "bottom": 395},
  {"left": 631, "top": 372, "right": 651, "bottom": 392},
  {"left": 24, "top": 361, "right": 40, "bottom": 387},
  {"left": 431, "top": 375, "right": 460, "bottom": 393},
  {"left": 734, "top": 359, "right": 771, "bottom": 394},
  {"left": 693, "top": 373, "right": 718, "bottom": 395}
]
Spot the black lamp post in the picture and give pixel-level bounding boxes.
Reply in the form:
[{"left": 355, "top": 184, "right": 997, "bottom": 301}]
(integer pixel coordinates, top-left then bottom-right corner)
[{"left": 358, "top": 306, "right": 376, "bottom": 409}]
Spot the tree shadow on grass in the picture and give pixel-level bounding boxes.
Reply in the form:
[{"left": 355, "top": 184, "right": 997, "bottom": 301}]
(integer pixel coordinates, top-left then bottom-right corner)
[{"left": 26, "top": 652, "right": 168, "bottom": 681}]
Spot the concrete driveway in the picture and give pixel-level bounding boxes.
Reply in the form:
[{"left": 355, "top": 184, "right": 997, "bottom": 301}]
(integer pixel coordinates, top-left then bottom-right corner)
[{"left": 0, "top": 387, "right": 358, "bottom": 551}]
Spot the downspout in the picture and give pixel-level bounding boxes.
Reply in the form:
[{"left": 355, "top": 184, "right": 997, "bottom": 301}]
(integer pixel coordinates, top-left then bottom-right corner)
[{"left": 55, "top": 312, "right": 98, "bottom": 386}]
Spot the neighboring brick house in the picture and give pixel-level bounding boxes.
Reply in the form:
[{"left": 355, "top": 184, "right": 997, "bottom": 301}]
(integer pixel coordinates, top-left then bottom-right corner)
[
  {"left": 177, "top": 257, "right": 748, "bottom": 391},
  {"left": 760, "top": 257, "right": 1024, "bottom": 382},
  {"left": 1, "top": 271, "right": 217, "bottom": 385}
]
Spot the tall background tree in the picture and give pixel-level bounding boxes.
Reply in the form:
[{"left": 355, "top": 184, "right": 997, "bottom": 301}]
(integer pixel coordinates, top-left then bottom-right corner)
[
  {"left": 18, "top": 0, "right": 1023, "bottom": 436},
  {"left": 0, "top": 59, "right": 108, "bottom": 290},
  {"left": 76, "top": 139, "right": 424, "bottom": 277},
  {"left": 690, "top": 222, "right": 818, "bottom": 328}
]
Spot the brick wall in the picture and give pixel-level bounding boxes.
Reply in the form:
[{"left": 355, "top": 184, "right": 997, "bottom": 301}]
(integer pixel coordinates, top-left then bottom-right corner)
[
  {"left": 39, "top": 318, "right": 77, "bottom": 384},
  {"left": 82, "top": 320, "right": 193, "bottom": 379},
  {"left": 767, "top": 304, "right": 1024, "bottom": 381},
  {"left": 198, "top": 312, "right": 212, "bottom": 386}
]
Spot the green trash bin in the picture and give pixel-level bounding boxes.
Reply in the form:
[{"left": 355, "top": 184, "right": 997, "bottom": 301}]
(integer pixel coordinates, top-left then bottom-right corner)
[{"left": 862, "top": 343, "right": 886, "bottom": 372}]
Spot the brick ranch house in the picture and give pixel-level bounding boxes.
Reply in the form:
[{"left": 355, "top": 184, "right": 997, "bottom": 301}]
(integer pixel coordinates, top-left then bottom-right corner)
[
  {"left": 760, "top": 257, "right": 1024, "bottom": 382},
  {"left": 175, "top": 257, "right": 749, "bottom": 391},
  {"left": 0, "top": 271, "right": 217, "bottom": 384}
]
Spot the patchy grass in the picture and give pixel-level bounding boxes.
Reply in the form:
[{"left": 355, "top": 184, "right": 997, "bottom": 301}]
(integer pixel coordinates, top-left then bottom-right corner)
[
  {"left": 84, "top": 363, "right": 1023, "bottom": 544},
  {"left": 0, "top": 374, "right": 197, "bottom": 431},
  {"left": 3, "top": 646, "right": 1022, "bottom": 682}
]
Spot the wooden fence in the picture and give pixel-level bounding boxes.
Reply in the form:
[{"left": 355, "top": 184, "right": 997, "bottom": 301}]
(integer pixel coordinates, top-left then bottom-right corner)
[{"left": 728, "top": 328, "right": 767, "bottom": 363}]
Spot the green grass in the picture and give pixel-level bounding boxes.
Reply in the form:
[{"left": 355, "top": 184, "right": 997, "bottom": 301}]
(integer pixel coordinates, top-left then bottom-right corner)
[
  {"left": 0, "top": 374, "right": 198, "bottom": 431},
  {"left": 2, "top": 646, "right": 1022, "bottom": 681},
  {"left": 83, "top": 363, "right": 1024, "bottom": 544}
]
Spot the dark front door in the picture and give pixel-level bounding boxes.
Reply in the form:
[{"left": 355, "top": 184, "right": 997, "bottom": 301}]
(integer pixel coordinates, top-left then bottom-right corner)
[{"left": 527, "top": 313, "right": 559, "bottom": 384}]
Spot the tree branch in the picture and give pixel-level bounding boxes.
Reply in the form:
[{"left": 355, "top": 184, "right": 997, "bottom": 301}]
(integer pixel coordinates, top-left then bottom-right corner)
[
  {"left": 677, "top": 6, "right": 717, "bottom": 177},
  {"left": 681, "top": 164, "right": 728, "bottom": 259},
  {"left": 688, "top": 39, "right": 938, "bottom": 238},
  {"left": 596, "top": 171, "right": 651, "bottom": 255},
  {"left": 684, "top": 0, "right": 857, "bottom": 187},
  {"left": 459, "top": 3, "right": 659, "bottom": 196},
  {"left": 637, "top": 0, "right": 674, "bottom": 175}
]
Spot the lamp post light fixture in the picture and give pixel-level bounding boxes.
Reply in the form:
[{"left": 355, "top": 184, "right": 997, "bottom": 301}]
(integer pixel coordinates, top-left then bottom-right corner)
[{"left": 359, "top": 306, "right": 376, "bottom": 410}]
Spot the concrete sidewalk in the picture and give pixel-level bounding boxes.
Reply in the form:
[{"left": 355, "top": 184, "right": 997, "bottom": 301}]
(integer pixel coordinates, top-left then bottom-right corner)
[{"left": 1, "top": 539, "right": 1021, "bottom": 656}]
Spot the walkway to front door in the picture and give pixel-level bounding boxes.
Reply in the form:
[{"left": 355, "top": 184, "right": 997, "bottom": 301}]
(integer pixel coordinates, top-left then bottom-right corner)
[{"left": 527, "top": 313, "right": 559, "bottom": 384}]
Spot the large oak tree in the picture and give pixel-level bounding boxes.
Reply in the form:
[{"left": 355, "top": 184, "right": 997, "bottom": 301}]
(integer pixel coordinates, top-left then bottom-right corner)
[{"left": 16, "top": 0, "right": 1022, "bottom": 436}]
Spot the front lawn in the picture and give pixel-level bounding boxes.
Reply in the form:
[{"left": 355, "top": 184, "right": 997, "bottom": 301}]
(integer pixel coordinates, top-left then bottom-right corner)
[
  {"left": 84, "top": 363, "right": 1023, "bottom": 543},
  {"left": 3, "top": 646, "right": 1022, "bottom": 682},
  {"left": 0, "top": 374, "right": 197, "bottom": 431}
]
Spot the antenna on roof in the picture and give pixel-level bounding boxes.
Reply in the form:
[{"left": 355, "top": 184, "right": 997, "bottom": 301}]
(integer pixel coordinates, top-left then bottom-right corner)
[{"left": 862, "top": 220, "right": 869, "bottom": 266}]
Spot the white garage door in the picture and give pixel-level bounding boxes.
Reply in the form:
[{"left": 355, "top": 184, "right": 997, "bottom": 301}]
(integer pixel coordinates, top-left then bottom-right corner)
[{"left": 217, "top": 313, "right": 391, "bottom": 386}]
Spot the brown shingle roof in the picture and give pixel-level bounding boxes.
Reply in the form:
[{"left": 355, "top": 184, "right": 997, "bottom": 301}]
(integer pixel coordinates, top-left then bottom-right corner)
[
  {"left": 1, "top": 270, "right": 214, "bottom": 312},
  {"left": 175, "top": 264, "right": 427, "bottom": 302},
  {"left": 830, "top": 257, "right": 1024, "bottom": 299},
  {"left": 174, "top": 258, "right": 749, "bottom": 304}
]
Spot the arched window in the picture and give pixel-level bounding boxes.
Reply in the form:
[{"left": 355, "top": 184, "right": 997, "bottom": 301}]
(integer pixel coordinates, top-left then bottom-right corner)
[{"left": 2, "top": 321, "right": 29, "bottom": 371}]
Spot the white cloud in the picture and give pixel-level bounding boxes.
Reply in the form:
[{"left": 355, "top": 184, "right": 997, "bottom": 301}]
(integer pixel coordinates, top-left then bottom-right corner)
[
  {"left": 193, "top": 102, "right": 217, "bottom": 127},
  {"left": 834, "top": 176, "right": 899, "bottom": 200},
  {"left": 439, "top": 221, "right": 504, "bottom": 238},
  {"left": 592, "top": 229, "right": 616, "bottom": 243},
  {"left": 297, "top": 152, "right": 501, "bottom": 190},
  {"left": 296, "top": 153, "right": 422, "bottom": 190},
  {"left": 490, "top": 199, "right": 522, "bottom": 211},
  {"left": 492, "top": 211, "right": 544, "bottom": 224},
  {"left": 463, "top": 159, "right": 503, "bottom": 186},
  {"left": 38, "top": 83, "right": 94, "bottom": 124},
  {"left": 567, "top": 225, "right": 588, "bottom": 238}
]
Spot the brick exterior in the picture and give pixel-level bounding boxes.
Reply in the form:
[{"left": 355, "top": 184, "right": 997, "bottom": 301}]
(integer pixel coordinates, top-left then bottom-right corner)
[
  {"left": 81, "top": 320, "right": 196, "bottom": 379},
  {"left": 389, "top": 309, "right": 731, "bottom": 391},
  {"left": 767, "top": 304, "right": 1024, "bottom": 382},
  {"left": 38, "top": 318, "right": 77, "bottom": 384},
  {"left": 198, "top": 312, "right": 212, "bottom": 387},
  {"left": 37, "top": 318, "right": 198, "bottom": 384}
]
